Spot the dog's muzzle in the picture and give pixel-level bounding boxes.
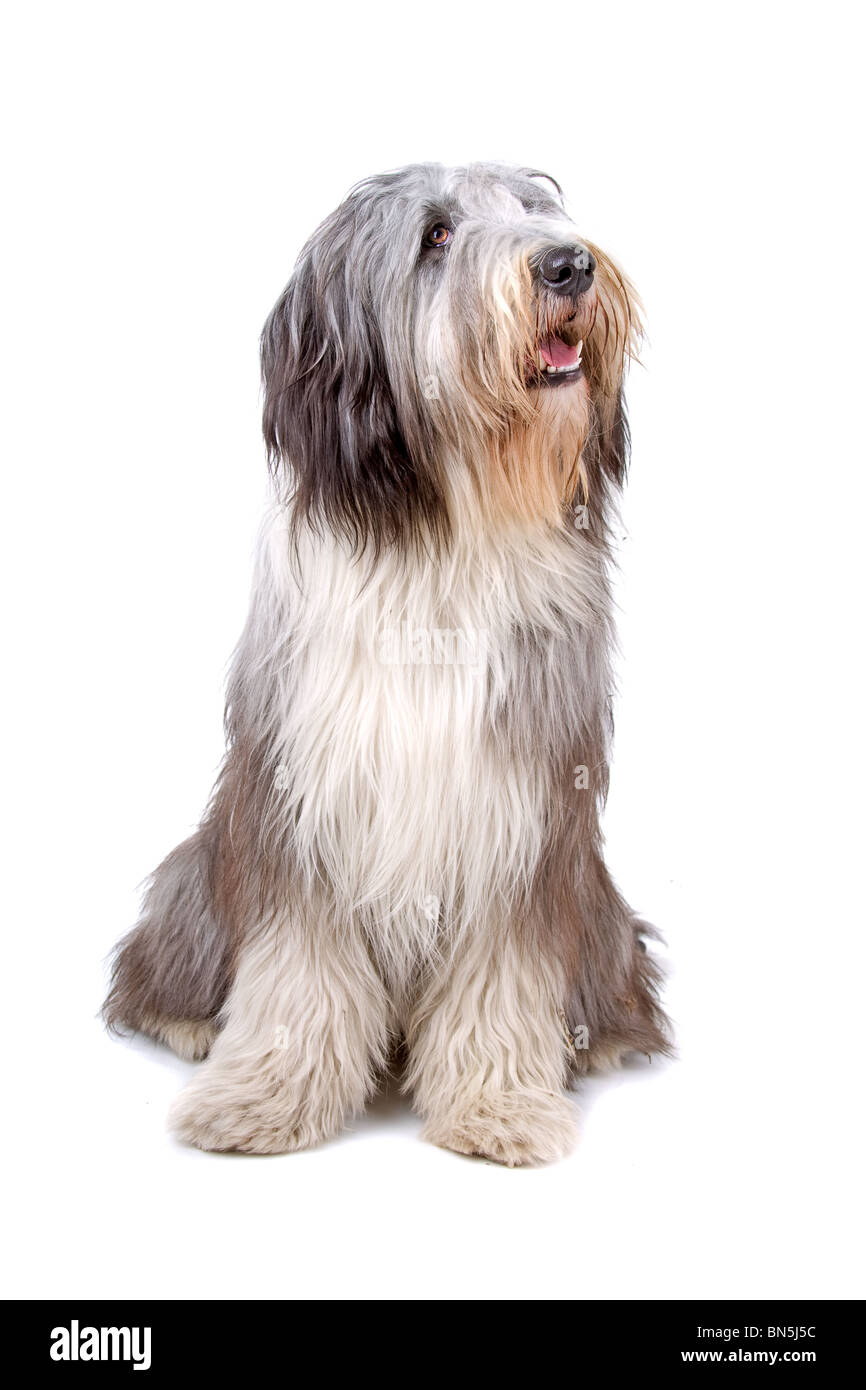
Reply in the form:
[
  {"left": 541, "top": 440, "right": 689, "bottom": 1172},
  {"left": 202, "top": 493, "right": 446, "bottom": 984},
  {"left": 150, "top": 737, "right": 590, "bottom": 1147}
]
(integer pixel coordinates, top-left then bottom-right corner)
[{"left": 529, "top": 243, "right": 596, "bottom": 388}]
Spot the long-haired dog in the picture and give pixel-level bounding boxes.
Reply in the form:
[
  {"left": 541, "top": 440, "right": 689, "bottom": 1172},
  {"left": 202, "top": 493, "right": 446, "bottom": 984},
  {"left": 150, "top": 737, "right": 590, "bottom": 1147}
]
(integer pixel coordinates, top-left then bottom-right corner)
[{"left": 104, "top": 162, "right": 671, "bottom": 1164}]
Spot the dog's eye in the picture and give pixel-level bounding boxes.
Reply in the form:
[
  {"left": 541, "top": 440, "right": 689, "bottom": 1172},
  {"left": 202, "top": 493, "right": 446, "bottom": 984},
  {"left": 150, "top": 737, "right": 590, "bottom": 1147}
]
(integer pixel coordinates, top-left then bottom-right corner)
[{"left": 424, "top": 224, "right": 452, "bottom": 249}]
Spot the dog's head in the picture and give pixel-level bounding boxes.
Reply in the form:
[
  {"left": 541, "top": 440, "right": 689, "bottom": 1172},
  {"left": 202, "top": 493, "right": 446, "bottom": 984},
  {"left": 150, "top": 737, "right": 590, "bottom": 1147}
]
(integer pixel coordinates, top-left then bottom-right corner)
[{"left": 262, "top": 163, "right": 641, "bottom": 551}]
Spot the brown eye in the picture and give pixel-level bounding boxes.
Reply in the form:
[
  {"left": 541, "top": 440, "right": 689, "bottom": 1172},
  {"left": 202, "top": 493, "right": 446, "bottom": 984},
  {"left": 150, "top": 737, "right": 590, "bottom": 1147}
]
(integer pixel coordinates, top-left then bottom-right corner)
[{"left": 425, "top": 224, "right": 452, "bottom": 248}]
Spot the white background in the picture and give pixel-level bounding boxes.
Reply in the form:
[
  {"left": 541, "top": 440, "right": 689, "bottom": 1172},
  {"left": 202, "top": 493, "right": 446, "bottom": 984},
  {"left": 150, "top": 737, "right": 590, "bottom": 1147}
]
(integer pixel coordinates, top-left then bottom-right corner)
[{"left": 2, "top": 0, "right": 864, "bottom": 1300}]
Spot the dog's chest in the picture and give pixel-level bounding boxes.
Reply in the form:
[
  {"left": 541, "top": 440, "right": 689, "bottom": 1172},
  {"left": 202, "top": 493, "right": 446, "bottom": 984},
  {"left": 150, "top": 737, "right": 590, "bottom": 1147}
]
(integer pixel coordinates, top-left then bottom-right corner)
[{"left": 270, "top": 524, "right": 602, "bottom": 938}]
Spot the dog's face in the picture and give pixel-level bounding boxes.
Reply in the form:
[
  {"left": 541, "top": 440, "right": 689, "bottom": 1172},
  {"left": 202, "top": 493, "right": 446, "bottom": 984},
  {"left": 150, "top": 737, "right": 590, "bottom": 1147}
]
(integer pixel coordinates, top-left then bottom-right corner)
[{"left": 262, "top": 163, "right": 640, "bottom": 550}]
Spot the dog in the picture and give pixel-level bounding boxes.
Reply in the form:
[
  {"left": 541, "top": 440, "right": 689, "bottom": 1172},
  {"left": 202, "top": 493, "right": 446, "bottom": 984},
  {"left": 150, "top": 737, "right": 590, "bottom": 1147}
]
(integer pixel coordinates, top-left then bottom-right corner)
[{"left": 104, "top": 162, "right": 672, "bottom": 1164}]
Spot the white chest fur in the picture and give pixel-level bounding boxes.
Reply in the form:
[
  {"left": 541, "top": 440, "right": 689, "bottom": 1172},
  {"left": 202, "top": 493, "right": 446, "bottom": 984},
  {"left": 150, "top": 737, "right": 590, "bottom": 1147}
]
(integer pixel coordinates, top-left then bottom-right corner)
[{"left": 250, "top": 507, "right": 609, "bottom": 981}]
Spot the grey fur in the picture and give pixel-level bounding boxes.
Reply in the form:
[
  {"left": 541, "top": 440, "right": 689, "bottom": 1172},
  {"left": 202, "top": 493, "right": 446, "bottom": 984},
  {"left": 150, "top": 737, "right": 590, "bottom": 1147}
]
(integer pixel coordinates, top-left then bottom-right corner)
[{"left": 104, "top": 163, "right": 672, "bottom": 1160}]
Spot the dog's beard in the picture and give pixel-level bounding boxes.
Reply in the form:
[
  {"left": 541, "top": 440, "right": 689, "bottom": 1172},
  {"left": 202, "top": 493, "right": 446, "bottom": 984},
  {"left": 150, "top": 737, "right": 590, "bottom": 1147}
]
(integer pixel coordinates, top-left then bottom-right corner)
[
  {"left": 416, "top": 296, "right": 596, "bottom": 531},
  {"left": 496, "top": 385, "right": 591, "bottom": 526}
]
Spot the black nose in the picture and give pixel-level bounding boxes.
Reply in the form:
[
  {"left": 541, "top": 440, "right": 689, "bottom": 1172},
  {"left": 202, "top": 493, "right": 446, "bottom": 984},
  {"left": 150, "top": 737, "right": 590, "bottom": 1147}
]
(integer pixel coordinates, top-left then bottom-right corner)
[{"left": 538, "top": 244, "right": 596, "bottom": 297}]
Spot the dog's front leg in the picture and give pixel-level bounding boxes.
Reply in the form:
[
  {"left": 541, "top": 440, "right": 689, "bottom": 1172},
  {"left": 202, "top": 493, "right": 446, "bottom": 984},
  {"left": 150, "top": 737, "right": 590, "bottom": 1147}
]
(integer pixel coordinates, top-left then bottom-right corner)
[
  {"left": 169, "top": 907, "right": 390, "bottom": 1154},
  {"left": 405, "top": 925, "right": 577, "bottom": 1166}
]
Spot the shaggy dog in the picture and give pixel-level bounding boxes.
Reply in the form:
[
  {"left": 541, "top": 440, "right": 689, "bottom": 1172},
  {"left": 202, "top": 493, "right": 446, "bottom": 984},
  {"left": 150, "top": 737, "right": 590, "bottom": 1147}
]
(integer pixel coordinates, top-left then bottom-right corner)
[{"left": 104, "top": 162, "right": 671, "bottom": 1164}]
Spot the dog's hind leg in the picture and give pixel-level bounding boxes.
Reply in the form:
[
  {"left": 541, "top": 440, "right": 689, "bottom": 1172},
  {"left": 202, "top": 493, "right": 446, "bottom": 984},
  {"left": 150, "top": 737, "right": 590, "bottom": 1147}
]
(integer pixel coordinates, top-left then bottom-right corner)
[
  {"left": 562, "top": 852, "right": 673, "bottom": 1077},
  {"left": 103, "top": 827, "right": 233, "bottom": 1061}
]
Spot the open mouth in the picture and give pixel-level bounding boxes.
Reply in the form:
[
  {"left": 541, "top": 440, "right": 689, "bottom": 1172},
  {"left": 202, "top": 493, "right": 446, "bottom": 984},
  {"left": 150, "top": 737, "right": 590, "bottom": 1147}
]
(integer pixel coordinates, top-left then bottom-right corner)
[{"left": 529, "top": 333, "right": 584, "bottom": 388}]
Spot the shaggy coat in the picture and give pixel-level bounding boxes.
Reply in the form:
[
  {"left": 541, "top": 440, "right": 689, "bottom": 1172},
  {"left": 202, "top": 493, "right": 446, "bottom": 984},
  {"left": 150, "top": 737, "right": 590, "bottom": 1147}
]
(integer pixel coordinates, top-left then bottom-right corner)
[{"left": 104, "top": 163, "right": 671, "bottom": 1164}]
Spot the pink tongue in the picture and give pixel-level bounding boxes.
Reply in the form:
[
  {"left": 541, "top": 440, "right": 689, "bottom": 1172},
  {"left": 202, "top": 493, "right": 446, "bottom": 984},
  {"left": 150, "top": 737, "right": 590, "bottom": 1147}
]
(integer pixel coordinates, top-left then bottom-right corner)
[{"left": 539, "top": 335, "right": 579, "bottom": 369}]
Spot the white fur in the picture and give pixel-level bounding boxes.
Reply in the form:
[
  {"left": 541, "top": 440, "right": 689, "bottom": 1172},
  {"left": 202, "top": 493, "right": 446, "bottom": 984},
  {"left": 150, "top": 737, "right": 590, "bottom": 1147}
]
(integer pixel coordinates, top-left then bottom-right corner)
[
  {"left": 250, "top": 502, "right": 608, "bottom": 998},
  {"left": 406, "top": 922, "right": 577, "bottom": 1165},
  {"left": 170, "top": 893, "right": 391, "bottom": 1153}
]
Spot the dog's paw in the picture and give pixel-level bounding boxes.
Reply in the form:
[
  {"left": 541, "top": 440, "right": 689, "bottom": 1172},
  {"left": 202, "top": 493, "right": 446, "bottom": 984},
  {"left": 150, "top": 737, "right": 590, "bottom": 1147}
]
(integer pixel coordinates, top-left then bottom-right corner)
[
  {"left": 128, "top": 1013, "right": 217, "bottom": 1062},
  {"left": 424, "top": 1089, "right": 578, "bottom": 1167},
  {"left": 158, "top": 1018, "right": 217, "bottom": 1062},
  {"left": 570, "top": 1036, "right": 630, "bottom": 1077},
  {"left": 168, "top": 1067, "right": 336, "bottom": 1155}
]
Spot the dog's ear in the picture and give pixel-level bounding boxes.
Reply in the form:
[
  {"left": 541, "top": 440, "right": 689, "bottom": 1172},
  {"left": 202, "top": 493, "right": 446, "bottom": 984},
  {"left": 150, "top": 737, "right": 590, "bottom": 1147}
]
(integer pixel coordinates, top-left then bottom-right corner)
[
  {"left": 577, "top": 379, "right": 631, "bottom": 498},
  {"left": 595, "top": 386, "right": 630, "bottom": 488},
  {"left": 261, "top": 255, "right": 443, "bottom": 555},
  {"left": 581, "top": 245, "right": 642, "bottom": 491}
]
